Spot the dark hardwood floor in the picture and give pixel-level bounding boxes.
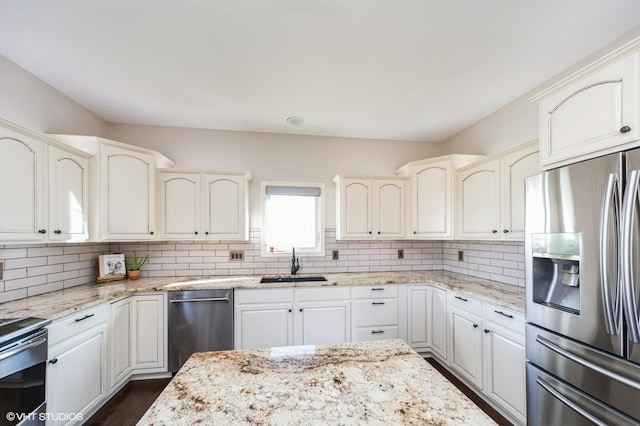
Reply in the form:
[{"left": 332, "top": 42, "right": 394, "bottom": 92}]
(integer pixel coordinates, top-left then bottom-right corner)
[
  {"left": 427, "top": 357, "right": 512, "bottom": 426},
  {"left": 85, "top": 360, "right": 511, "bottom": 425},
  {"left": 84, "top": 379, "right": 170, "bottom": 426}
]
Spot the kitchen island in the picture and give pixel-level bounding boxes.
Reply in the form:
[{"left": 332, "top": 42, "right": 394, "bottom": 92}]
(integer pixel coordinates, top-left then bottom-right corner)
[{"left": 137, "top": 339, "right": 496, "bottom": 425}]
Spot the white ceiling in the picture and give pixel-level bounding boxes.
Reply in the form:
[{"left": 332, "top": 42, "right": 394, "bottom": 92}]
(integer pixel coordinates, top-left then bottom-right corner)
[{"left": 1, "top": 1, "right": 640, "bottom": 142}]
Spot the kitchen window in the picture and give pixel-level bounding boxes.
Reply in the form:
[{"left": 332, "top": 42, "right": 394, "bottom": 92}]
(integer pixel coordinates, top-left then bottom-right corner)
[{"left": 262, "top": 182, "right": 324, "bottom": 256}]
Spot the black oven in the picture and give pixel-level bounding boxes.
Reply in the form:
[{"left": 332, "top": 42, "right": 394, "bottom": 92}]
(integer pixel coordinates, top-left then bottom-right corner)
[{"left": 0, "top": 318, "right": 51, "bottom": 426}]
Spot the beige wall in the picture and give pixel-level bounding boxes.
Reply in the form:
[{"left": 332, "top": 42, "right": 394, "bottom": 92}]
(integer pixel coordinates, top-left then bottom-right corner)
[
  {"left": 0, "top": 55, "right": 108, "bottom": 136},
  {"left": 107, "top": 124, "right": 444, "bottom": 228}
]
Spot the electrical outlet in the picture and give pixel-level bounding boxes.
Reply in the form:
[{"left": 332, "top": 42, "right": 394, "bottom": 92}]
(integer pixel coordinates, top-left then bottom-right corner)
[
  {"left": 458, "top": 250, "right": 464, "bottom": 262},
  {"left": 397, "top": 249, "right": 404, "bottom": 259},
  {"left": 332, "top": 250, "right": 339, "bottom": 260},
  {"left": 229, "top": 250, "right": 244, "bottom": 261},
  {"left": 0, "top": 262, "right": 3, "bottom": 280}
]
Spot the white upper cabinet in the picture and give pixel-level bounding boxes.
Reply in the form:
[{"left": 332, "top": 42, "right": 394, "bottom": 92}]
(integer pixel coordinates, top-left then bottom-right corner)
[
  {"left": 101, "top": 145, "right": 157, "bottom": 239},
  {"left": 48, "top": 146, "right": 89, "bottom": 241},
  {"left": 334, "top": 175, "right": 406, "bottom": 240},
  {"left": 530, "top": 39, "right": 640, "bottom": 169},
  {"left": 48, "top": 135, "right": 174, "bottom": 241},
  {"left": 397, "top": 155, "right": 483, "bottom": 239},
  {"left": 456, "top": 142, "right": 538, "bottom": 240},
  {"left": 0, "top": 126, "right": 46, "bottom": 241},
  {"left": 0, "top": 120, "right": 90, "bottom": 243},
  {"left": 158, "top": 170, "right": 251, "bottom": 241}
]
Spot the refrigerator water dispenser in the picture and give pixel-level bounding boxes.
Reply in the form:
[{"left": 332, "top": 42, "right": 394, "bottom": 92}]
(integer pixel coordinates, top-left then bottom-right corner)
[{"left": 531, "top": 233, "right": 581, "bottom": 314}]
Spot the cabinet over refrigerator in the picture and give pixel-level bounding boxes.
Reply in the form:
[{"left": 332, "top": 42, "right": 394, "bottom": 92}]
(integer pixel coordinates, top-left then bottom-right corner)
[{"left": 525, "top": 148, "right": 640, "bottom": 425}]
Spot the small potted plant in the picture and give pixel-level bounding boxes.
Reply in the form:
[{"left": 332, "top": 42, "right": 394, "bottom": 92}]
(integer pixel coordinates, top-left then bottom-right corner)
[{"left": 126, "top": 251, "right": 149, "bottom": 280}]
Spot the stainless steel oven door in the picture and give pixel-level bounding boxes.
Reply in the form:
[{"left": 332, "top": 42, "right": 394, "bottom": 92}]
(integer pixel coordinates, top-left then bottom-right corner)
[
  {"left": 527, "top": 363, "right": 639, "bottom": 426},
  {"left": 0, "top": 328, "right": 47, "bottom": 426},
  {"left": 525, "top": 152, "right": 625, "bottom": 357}
]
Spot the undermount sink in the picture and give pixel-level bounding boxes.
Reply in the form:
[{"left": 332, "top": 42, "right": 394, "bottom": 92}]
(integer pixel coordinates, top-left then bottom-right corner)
[{"left": 260, "top": 276, "right": 327, "bottom": 283}]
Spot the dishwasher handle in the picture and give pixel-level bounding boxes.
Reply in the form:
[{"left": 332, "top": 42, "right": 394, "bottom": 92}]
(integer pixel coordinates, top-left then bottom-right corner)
[{"left": 170, "top": 297, "right": 230, "bottom": 303}]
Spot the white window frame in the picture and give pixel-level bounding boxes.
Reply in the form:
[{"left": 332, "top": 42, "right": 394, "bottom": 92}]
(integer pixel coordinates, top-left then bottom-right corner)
[{"left": 261, "top": 181, "right": 325, "bottom": 257}]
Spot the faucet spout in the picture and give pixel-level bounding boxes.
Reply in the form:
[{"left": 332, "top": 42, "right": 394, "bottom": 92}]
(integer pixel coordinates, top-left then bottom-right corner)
[{"left": 291, "top": 247, "right": 300, "bottom": 275}]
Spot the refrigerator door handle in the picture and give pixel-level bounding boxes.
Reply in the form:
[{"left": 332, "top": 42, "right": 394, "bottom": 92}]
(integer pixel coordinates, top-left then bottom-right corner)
[
  {"left": 536, "top": 334, "right": 640, "bottom": 392},
  {"left": 536, "top": 377, "right": 608, "bottom": 426},
  {"left": 621, "top": 169, "right": 640, "bottom": 342},
  {"left": 600, "top": 173, "right": 621, "bottom": 334}
]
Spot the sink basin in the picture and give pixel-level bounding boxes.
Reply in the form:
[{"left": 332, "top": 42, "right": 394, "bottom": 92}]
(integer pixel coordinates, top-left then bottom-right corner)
[{"left": 260, "top": 276, "right": 327, "bottom": 283}]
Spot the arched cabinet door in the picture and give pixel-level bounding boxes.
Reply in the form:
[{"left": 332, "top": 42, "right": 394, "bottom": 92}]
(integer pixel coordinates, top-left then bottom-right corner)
[
  {"left": 158, "top": 172, "right": 200, "bottom": 239},
  {"left": 101, "top": 145, "right": 156, "bottom": 239},
  {"left": 48, "top": 146, "right": 89, "bottom": 241},
  {"left": 0, "top": 129, "right": 46, "bottom": 241},
  {"left": 457, "top": 158, "right": 502, "bottom": 239},
  {"left": 202, "top": 174, "right": 248, "bottom": 240},
  {"left": 537, "top": 51, "right": 639, "bottom": 169}
]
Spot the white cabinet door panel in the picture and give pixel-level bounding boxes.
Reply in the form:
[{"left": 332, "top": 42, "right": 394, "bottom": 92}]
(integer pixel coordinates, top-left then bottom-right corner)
[
  {"left": 159, "top": 173, "right": 200, "bottom": 238},
  {"left": 203, "top": 175, "right": 245, "bottom": 239},
  {"left": 132, "top": 295, "right": 166, "bottom": 371},
  {"left": 375, "top": 180, "right": 404, "bottom": 238},
  {"left": 342, "top": 179, "right": 372, "bottom": 238},
  {"left": 296, "top": 302, "right": 349, "bottom": 346},
  {"left": 236, "top": 305, "right": 293, "bottom": 349}
]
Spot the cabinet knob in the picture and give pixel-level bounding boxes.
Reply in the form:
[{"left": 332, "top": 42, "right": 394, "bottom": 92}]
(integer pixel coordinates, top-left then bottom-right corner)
[
  {"left": 149, "top": 231, "right": 154, "bottom": 235},
  {"left": 377, "top": 231, "right": 381, "bottom": 235},
  {"left": 38, "top": 229, "right": 47, "bottom": 234},
  {"left": 620, "top": 125, "right": 632, "bottom": 134},
  {"left": 288, "top": 309, "right": 292, "bottom": 313},
  {"left": 503, "top": 229, "right": 509, "bottom": 234},
  {"left": 492, "top": 229, "right": 498, "bottom": 234},
  {"left": 54, "top": 230, "right": 62, "bottom": 234},
  {"left": 368, "top": 231, "right": 372, "bottom": 234},
  {"left": 413, "top": 231, "right": 417, "bottom": 234},
  {"left": 194, "top": 231, "right": 198, "bottom": 235},
  {"left": 49, "top": 358, "right": 58, "bottom": 364},
  {"left": 473, "top": 323, "right": 479, "bottom": 328},
  {"left": 299, "top": 308, "right": 303, "bottom": 312},
  {"left": 484, "top": 329, "right": 490, "bottom": 334},
  {"left": 205, "top": 231, "right": 209, "bottom": 235}
]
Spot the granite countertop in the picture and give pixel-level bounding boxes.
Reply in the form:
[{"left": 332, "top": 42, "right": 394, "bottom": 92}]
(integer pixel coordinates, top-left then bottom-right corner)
[
  {"left": 137, "top": 339, "right": 496, "bottom": 425},
  {"left": 0, "top": 271, "right": 524, "bottom": 320}
]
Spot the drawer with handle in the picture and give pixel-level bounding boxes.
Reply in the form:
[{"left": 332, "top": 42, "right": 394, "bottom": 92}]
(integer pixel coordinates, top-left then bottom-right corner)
[
  {"left": 47, "top": 303, "right": 108, "bottom": 346},
  {"left": 352, "top": 285, "right": 398, "bottom": 299},
  {"left": 447, "top": 291, "right": 482, "bottom": 315},
  {"left": 483, "top": 302, "right": 524, "bottom": 334},
  {"left": 352, "top": 299, "right": 398, "bottom": 327},
  {"left": 351, "top": 326, "right": 398, "bottom": 342}
]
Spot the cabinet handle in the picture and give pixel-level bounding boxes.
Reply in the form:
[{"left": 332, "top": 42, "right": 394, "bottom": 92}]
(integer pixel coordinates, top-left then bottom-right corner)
[
  {"left": 195, "top": 231, "right": 198, "bottom": 235},
  {"left": 54, "top": 230, "right": 62, "bottom": 234},
  {"left": 473, "top": 323, "right": 479, "bottom": 328},
  {"left": 368, "top": 231, "right": 372, "bottom": 234},
  {"left": 377, "top": 231, "right": 381, "bottom": 234},
  {"left": 371, "top": 330, "right": 385, "bottom": 334},
  {"left": 371, "top": 288, "right": 385, "bottom": 291},
  {"left": 484, "top": 329, "right": 490, "bottom": 334},
  {"left": 503, "top": 229, "right": 509, "bottom": 234},
  {"left": 494, "top": 310, "right": 514, "bottom": 319},
  {"left": 455, "top": 295, "right": 468, "bottom": 302},
  {"left": 149, "top": 231, "right": 154, "bottom": 235},
  {"left": 38, "top": 229, "right": 47, "bottom": 234},
  {"left": 372, "top": 302, "right": 385, "bottom": 305},
  {"left": 620, "top": 125, "right": 632, "bottom": 134},
  {"left": 75, "top": 313, "right": 95, "bottom": 322},
  {"left": 288, "top": 309, "right": 292, "bottom": 313},
  {"left": 299, "top": 308, "right": 303, "bottom": 312},
  {"left": 49, "top": 358, "right": 58, "bottom": 364},
  {"left": 492, "top": 229, "right": 498, "bottom": 234},
  {"left": 205, "top": 231, "right": 209, "bottom": 235},
  {"left": 413, "top": 231, "right": 417, "bottom": 234}
]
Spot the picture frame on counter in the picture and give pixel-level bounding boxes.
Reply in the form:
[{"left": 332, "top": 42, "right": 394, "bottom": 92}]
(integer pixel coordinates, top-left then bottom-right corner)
[{"left": 97, "top": 254, "right": 126, "bottom": 282}]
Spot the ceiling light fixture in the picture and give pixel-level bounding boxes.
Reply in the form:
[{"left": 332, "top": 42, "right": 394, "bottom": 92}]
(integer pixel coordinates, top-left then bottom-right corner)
[{"left": 286, "top": 116, "right": 304, "bottom": 126}]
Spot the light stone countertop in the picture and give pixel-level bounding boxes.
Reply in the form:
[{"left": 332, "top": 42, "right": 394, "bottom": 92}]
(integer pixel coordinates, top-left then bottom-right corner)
[
  {"left": 0, "top": 271, "right": 524, "bottom": 320},
  {"left": 137, "top": 339, "right": 497, "bottom": 426}
]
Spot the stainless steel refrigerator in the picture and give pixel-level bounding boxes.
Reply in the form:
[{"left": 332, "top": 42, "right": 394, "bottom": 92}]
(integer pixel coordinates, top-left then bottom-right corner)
[{"left": 525, "top": 150, "right": 640, "bottom": 425}]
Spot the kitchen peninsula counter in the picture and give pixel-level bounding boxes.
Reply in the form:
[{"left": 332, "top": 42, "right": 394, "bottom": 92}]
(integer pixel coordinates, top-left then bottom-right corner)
[
  {"left": 0, "top": 271, "right": 524, "bottom": 320},
  {"left": 137, "top": 339, "right": 496, "bottom": 425}
]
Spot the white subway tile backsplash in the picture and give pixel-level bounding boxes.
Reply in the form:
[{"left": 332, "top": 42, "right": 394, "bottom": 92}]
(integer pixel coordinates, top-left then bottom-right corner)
[{"left": 0, "top": 233, "right": 525, "bottom": 303}]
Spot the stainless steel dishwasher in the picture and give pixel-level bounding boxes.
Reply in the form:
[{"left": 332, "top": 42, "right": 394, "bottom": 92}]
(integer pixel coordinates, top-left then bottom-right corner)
[{"left": 168, "top": 289, "right": 233, "bottom": 373}]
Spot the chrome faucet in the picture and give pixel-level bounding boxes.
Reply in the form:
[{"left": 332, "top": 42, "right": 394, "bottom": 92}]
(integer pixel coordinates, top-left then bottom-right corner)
[{"left": 291, "top": 247, "right": 300, "bottom": 275}]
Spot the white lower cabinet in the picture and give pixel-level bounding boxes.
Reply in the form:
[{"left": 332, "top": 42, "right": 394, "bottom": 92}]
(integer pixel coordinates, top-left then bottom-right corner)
[
  {"left": 109, "top": 294, "right": 167, "bottom": 392},
  {"left": 429, "top": 287, "right": 448, "bottom": 360},
  {"left": 235, "top": 287, "right": 351, "bottom": 349},
  {"left": 351, "top": 285, "right": 401, "bottom": 342},
  {"left": 235, "top": 288, "right": 295, "bottom": 349},
  {"left": 483, "top": 304, "right": 526, "bottom": 424},
  {"left": 448, "top": 292, "right": 484, "bottom": 389},
  {"left": 46, "top": 305, "right": 109, "bottom": 426},
  {"left": 407, "top": 286, "right": 447, "bottom": 360}
]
